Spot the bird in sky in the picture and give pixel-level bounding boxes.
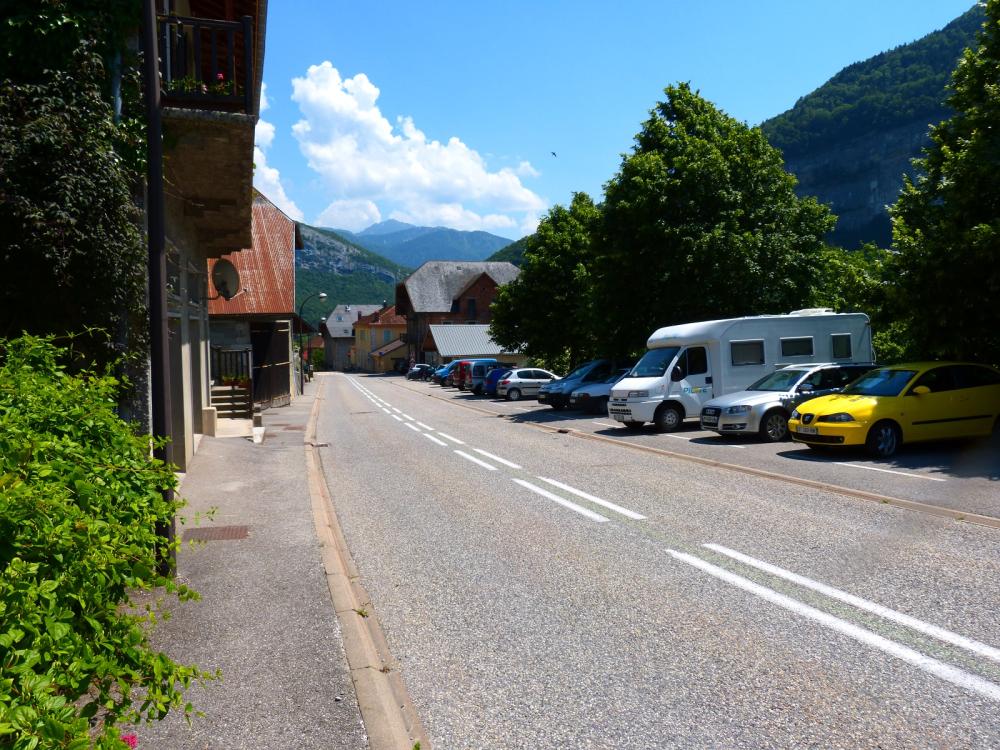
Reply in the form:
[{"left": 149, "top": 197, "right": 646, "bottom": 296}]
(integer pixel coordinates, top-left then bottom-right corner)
[{"left": 551, "top": 151, "right": 557, "bottom": 157}]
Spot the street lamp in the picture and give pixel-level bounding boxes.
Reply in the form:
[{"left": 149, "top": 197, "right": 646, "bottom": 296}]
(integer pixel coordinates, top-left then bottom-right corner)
[{"left": 298, "top": 291, "right": 327, "bottom": 394}]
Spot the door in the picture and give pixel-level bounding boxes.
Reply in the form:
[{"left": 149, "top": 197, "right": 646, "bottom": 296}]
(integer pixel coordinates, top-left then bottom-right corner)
[
  {"left": 526, "top": 370, "right": 551, "bottom": 396},
  {"left": 904, "top": 366, "right": 959, "bottom": 441},
  {"left": 672, "top": 346, "right": 713, "bottom": 409}
]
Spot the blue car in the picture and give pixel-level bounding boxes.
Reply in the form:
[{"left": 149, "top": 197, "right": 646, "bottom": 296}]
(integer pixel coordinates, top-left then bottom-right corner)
[
  {"left": 433, "top": 360, "right": 460, "bottom": 386},
  {"left": 483, "top": 365, "right": 513, "bottom": 397}
]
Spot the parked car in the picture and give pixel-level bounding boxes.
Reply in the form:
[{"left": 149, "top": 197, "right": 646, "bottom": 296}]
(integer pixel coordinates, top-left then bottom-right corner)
[
  {"left": 456, "top": 359, "right": 505, "bottom": 393},
  {"left": 406, "top": 363, "right": 434, "bottom": 380},
  {"left": 700, "top": 363, "right": 875, "bottom": 442},
  {"left": 496, "top": 368, "right": 558, "bottom": 401},
  {"left": 569, "top": 369, "right": 632, "bottom": 414},
  {"left": 538, "top": 359, "right": 617, "bottom": 410},
  {"left": 433, "top": 361, "right": 460, "bottom": 386},
  {"left": 483, "top": 366, "right": 513, "bottom": 397},
  {"left": 788, "top": 361, "right": 1000, "bottom": 458}
]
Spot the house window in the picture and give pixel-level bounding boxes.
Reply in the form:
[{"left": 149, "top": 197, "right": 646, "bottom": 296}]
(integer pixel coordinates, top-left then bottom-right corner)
[
  {"left": 780, "top": 337, "right": 813, "bottom": 357},
  {"left": 831, "top": 334, "right": 852, "bottom": 359},
  {"left": 383, "top": 330, "right": 391, "bottom": 343},
  {"left": 450, "top": 299, "right": 460, "bottom": 313},
  {"left": 466, "top": 298, "right": 477, "bottom": 318},
  {"left": 731, "top": 340, "right": 764, "bottom": 366}
]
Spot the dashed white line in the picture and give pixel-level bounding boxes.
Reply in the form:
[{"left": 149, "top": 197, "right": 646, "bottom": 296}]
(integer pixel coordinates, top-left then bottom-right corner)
[
  {"left": 381, "top": 408, "right": 392, "bottom": 414},
  {"left": 537, "top": 477, "right": 645, "bottom": 520},
  {"left": 437, "top": 432, "right": 465, "bottom": 445},
  {"left": 401, "top": 414, "right": 415, "bottom": 421},
  {"left": 391, "top": 407, "right": 403, "bottom": 414},
  {"left": 454, "top": 450, "right": 497, "bottom": 471},
  {"left": 472, "top": 449, "right": 522, "bottom": 469},
  {"left": 835, "top": 463, "right": 946, "bottom": 482},
  {"left": 404, "top": 422, "right": 421, "bottom": 433},
  {"left": 422, "top": 433, "right": 448, "bottom": 447},
  {"left": 391, "top": 414, "right": 403, "bottom": 422},
  {"left": 664, "top": 434, "right": 693, "bottom": 441},
  {"left": 512, "top": 479, "right": 609, "bottom": 523},
  {"left": 592, "top": 421, "right": 616, "bottom": 428},
  {"left": 416, "top": 422, "right": 434, "bottom": 431},
  {"left": 703, "top": 544, "right": 1000, "bottom": 664},
  {"left": 667, "top": 549, "right": 1000, "bottom": 704}
]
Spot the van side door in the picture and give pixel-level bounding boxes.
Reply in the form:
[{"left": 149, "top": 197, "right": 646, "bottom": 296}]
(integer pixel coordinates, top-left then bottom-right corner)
[{"left": 673, "top": 346, "right": 712, "bottom": 406}]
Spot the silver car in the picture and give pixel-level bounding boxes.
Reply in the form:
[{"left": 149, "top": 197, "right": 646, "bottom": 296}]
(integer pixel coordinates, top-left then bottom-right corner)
[
  {"left": 496, "top": 368, "right": 558, "bottom": 401},
  {"left": 700, "top": 363, "right": 874, "bottom": 442}
]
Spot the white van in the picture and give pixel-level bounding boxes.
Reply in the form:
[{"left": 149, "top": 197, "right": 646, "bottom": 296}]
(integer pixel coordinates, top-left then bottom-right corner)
[{"left": 607, "top": 309, "right": 873, "bottom": 431}]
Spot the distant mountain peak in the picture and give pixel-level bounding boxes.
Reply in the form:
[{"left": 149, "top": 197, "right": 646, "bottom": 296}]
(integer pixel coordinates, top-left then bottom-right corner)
[{"left": 359, "top": 219, "right": 418, "bottom": 236}]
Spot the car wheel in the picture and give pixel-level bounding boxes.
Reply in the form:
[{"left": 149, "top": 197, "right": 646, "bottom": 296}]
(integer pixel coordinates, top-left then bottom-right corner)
[
  {"left": 473, "top": 384, "right": 483, "bottom": 396},
  {"left": 551, "top": 402, "right": 565, "bottom": 411},
  {"left": 654, "top": 404, "right": 682, "bottom": 433},
  {"left": 591, "top": 397, "right": 609, "bottom": 415},
  {"left": 623, "top": 420, "right": 644, "bottom": 430},
  {"left": 506, "top": 388, "right": 522, "bottom": 401},
  {"left": 865, "top": 420, "right": 900, "bottom": 459},
  {"left": 759, "top": 409, "right": 789, "bottom": 442}
]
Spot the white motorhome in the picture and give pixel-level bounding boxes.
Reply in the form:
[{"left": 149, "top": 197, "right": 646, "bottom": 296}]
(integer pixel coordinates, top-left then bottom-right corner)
[{"left": 607, "top": 309, "right": 873, "bottom": 431}]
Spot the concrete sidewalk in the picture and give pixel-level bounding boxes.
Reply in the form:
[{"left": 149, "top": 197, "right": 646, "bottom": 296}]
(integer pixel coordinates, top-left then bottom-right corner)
[{"left": 140, "top": 381, "right": 368, "bottom": 749}]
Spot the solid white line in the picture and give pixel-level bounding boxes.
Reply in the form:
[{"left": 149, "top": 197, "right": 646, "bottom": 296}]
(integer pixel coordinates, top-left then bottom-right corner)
[
  {"left": 537, "top": 477, "right": 646, "bottom": 520},
  {"left": 703, "top": 544, "right": 1000, "bottom": 665},
  {"left": 422, "top": 433, "right": 448, "bottom": 447},
  {"left": 512, "top": 479, "right": 609, "bottom": 523},
  {"left": 472, "top": 448, "right": 522, "bottom": 469},
  {"left": 592, "top": 421, "right": 616, "bottom": 428},
  {"left": 454, "top": 450, "right": 497, "bottom": 471},
  {"left": 514, "top": 407, "right": 533, "bottom": 411},
  {"left": 404, "top": 422, "right": 421, "bottom": 433},
  {"left": 835, "top": 463, "right": 947, "bottom": 482},
  {"left": 416, "top": 422, "right": 434, "bottom": 431},
  {"left": 391, "top": 414, "right": 403, "bottom": 422},
  {"left": 664, "top": 434, "right": 693, "bottom": 441},
  {"left": 437, "top": 432, "right": 465, "bottom": 445},
  {"left": 667, "top": 549, "right": 1000, "bottom": 703}
]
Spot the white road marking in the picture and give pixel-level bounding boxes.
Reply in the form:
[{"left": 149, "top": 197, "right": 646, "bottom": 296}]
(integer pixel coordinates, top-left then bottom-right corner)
[
  {"left": 835, "top": 463, "right": 946, "bottom": 482},
  {"left": 472, "top": 449, "right": 522, "bottom": 469},
  {"left": 422, "top": 433, "right": 448, "bottom": 447},
  {"left": 391, "top": 407, "right": 403, "bottom": 414},
  {"left": 401, "top": 414, "right": 415, "bottom": 421},
  {"left": 404, "top": 422, "right": 421, "bottom": 433},
  {"left": 437, "top": 432, "right": 465, "bottom": 445},
  {"left": 667, "top": 549, "right": 1000, "bottom": 703},
  {"left": 391, "top": 414, "right": 403, "bottom": 422},
  {"left": 592, "top": 421, "right": 616, "bottom": 428},
  {"left": 514, "top": 406, "right": 533, "bottom": 411},
  {"left": 664, "top": 434, "right": 693, "bottom": 441},
  {"left": 381, "top": 408, "right": 392, "bottom": 414},
  {"left": 537, "top": 477, "right": 646, "bottom": 520},
  {"left": 454, "top": 450, "right": 497, "bottom": 471},
  {"left": 416, "top": 422, "right": 434, "bottom": 431},
  {"left": 704, "top": 544, "right": 1000, "bottom": 665},
  {"left": 512, "top": 479, "right": 609, "bottom": 523}
]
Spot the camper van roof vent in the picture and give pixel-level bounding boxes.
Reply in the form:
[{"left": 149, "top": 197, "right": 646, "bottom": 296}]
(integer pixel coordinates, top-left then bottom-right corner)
[{"left": 788, "top": 308, "right": 835, "bottom": 316}]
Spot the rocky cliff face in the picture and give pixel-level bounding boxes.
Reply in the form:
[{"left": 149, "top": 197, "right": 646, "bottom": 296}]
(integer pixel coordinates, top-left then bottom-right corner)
[
  {"left": 297, "top": 225, "right": 403, "bottom": 282},
  {"left": 783, "top": 118, "right": 937, "bottom": 249}
]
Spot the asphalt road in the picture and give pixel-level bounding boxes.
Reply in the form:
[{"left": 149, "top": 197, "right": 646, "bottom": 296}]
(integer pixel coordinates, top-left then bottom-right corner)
[{"left": 317, "top": 373, "right": 1000, "bottom": 749}]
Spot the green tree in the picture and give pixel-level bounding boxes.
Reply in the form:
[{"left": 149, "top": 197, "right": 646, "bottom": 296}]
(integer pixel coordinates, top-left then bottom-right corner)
[
  {"left": 889, "top": 0, "right": 1000, "bottom": 364},
  {"left": 490, "top": 193, "right": 601, "bottom": 369},
  {"left": 596, "top": 83, "right": 835, "bottom": 357}
]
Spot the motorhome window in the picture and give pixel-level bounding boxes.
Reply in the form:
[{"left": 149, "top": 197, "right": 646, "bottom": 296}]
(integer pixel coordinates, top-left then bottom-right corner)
[
  {"left": 747, "top": 369, "right": 809, "bottom": 392},
  {"left": 831, "top": 334, "right": 852, "bottom": 359},
  {"left": 731, "top": 340, "right": 764, "bottom": 366},
  {"left": 686, "top": 347, "right": 708, "bottom": 375},
  {"left": 780, "top": 337, "right": 813, "bottom": 357},
  {"left": 630, "top": 347, "right": 680, "bottom": 378}
]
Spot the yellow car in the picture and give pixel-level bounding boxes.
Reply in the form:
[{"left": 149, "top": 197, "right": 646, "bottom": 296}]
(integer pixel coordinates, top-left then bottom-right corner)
[{"left": 788, "top": 362, "right": 1000, "bottom": 458}]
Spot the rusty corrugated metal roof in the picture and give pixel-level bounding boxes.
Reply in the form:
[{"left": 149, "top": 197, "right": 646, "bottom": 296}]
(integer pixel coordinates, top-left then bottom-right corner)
[
  {"left": 357, "top": 305, "right": 406, "bottom": 327},
  {"left": 208, "top": 192, "right": 295, "bottom": 316}
]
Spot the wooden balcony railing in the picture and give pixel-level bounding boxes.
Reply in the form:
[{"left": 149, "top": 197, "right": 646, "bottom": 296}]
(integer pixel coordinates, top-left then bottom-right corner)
[{"left": 158, "top": 14, "right": 254, "bottom": 115}]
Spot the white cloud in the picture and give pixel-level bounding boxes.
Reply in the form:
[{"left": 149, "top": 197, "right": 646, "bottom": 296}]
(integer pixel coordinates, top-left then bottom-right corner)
[
  {"left": 254, "top": 119, "right": 275, "bottom": 150},
  {"left": 259, "top": 81, "right": 270, "bottom": 112},
  {"left": 290, "top": 61, "right": 546, "bottom": 235},
  {"left": 316, "top": 199, "right": 381, "bottom": 231},
  {"left": 253, "top": 85, "right": 303, "bottom": 221}
]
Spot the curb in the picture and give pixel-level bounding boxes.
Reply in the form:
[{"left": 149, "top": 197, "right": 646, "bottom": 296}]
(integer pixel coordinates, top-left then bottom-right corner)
[{"left": 305, "top": 376, "right": 428, "bottom": 749}]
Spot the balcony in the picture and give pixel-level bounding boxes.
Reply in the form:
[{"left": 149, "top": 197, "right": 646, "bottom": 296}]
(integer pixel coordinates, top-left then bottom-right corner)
[{"left": 158, "top": 14, "right": 255, "bottom": 115}]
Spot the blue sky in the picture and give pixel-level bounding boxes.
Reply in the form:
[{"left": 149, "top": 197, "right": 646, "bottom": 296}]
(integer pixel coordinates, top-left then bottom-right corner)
[{"left": 254, "top": 1, "right": 977, "bottom": 239}]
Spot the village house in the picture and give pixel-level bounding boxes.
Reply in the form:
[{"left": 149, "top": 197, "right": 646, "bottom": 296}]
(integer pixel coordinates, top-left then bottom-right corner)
[
  {"left": 354, "top": 304, "right": 407, "bottom": 372},
  {"left": 321, "top": 304, "right": 383, "bottom": 370}
]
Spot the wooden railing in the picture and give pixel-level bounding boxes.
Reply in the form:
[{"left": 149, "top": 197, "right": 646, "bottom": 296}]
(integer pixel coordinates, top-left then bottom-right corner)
[{"left": 158, "top": 14, "right": 254, "bottom": 114}]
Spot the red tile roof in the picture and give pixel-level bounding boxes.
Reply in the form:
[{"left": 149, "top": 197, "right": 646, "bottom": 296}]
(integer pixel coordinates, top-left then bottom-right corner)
[
  {"left": 357, "top": 305, "right": 406, "bottom": 327},
  {"left": 208, "top": 192, "right": 299, "bottom": 316}
]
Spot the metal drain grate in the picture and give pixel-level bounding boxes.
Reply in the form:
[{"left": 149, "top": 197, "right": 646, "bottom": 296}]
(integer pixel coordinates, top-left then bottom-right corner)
[{"left": 183, "top": 525, "right": 250, "bottom": 542}]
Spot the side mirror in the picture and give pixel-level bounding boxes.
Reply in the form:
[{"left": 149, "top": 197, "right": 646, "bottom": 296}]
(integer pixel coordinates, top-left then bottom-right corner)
[
  {"left": 911, "top": 385, "right": 931, "bottom": 396},
  {"left": 671, "top": 366, "right": 684, "bottom": 382},
  {"left": 799, "top": 383, "right": 814, "bottom": 393}
]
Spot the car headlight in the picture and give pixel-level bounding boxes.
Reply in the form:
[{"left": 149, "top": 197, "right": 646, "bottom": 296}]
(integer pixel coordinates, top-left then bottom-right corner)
[
  {"left": 725, "top": 405, "right": 752, "bottom": 414},
  {"left": 628, "top": 391, "right": 649, "bottom": 398},
  {"left": 790, "top": 409, "right": 800, "bottom": 420},
  {"left": 818, "top": 412, "right": 855, "bottom": 423}
]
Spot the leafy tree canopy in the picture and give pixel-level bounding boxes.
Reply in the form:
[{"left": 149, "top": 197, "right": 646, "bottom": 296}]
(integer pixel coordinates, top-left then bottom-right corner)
[
  {"left": 490, "top": 193, "right": 600, "bottom": 369},
  {"left": 596, "top": 83, "right": 835, "bottom": 357},
  {"left": 890, "top": 0, "right": 1000, "bottom": 364}
]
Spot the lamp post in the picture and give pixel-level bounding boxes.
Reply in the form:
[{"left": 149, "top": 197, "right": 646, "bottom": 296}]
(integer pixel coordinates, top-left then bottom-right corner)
[{"left": 298, "top": 291, "right": 327, "bottom": 394}]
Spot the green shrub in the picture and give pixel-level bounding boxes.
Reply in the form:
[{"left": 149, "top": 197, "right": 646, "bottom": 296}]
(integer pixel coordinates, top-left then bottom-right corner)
[{"left": 0, "top": 336, "right": 210, "bottom": 749}]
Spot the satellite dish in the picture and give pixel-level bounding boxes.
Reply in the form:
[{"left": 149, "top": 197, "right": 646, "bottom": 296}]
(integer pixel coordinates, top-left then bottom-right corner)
[{"left": 211, "top": 259, "right": 241, "bottom": 301}]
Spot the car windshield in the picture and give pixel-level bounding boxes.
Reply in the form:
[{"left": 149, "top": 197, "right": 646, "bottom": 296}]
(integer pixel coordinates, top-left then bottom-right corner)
[
  {"left": 842, "top": 369, "right": 918, "bottom": 397},
  {"left": 563, "top": 361, "right": 598, "bottom": 380},
  {"left": 630, "top": 347, "right": 680, "bottom": 378},
  {"left": 747, "top": 369, "right": 809, "bottom": 392}
]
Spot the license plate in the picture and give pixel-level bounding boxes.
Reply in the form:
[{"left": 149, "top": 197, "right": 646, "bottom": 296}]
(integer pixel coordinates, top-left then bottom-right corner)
[
  {"left": 797, "top": 426, "right": 818, "bottom": 435},
  {"left": 702, "top": 416, "right": 718, "bottom": 426}
]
